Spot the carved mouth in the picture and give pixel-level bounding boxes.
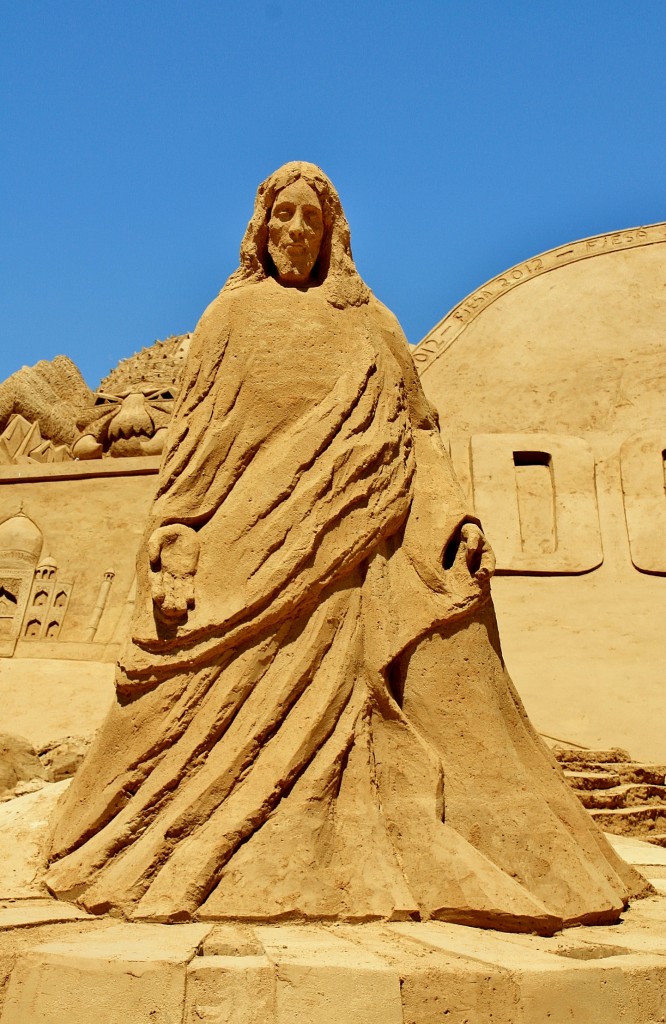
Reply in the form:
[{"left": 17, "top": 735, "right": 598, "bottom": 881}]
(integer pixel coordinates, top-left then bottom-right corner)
[{"left": 109, "top": 421, "right": 153, "bottom": 440}]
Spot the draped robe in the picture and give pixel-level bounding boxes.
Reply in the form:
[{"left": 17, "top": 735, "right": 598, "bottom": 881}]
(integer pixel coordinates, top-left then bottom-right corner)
[{"left": 46, "top": 279, "right": 643, "bottom": 933}]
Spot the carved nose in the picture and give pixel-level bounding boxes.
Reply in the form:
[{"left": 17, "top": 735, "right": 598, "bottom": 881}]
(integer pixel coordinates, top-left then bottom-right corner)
[
  {"left": 108, "top": 393, "right": 155, "bottom": 440},
  {"left": 289, "top": 213, "right": 305, "bottom": 239}
]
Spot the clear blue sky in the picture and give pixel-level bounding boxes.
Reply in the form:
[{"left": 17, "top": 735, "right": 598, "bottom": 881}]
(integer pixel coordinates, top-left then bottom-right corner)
[{"left": 2, "top": 1, "right": 665, "bottom": 387}]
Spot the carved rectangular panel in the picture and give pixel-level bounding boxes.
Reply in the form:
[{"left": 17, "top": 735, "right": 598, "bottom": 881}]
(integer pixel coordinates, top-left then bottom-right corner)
[
  {"left": 620, "top": 431, "right": 666, "bottom": 575},
  {"left": 513, "top": 451, "right": 556, "bottom": 556},
  {"left": 470, "top": 433, "right": 602, "bottom": 574}
]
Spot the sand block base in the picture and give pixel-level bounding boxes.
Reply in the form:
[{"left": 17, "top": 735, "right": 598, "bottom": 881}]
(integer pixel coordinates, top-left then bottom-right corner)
[
  {"left": 0, "top": 921, "right": 212, "bottom": 1024},
  {"left": 0, "top": 899, "right": 665, "bottom": 1024}
]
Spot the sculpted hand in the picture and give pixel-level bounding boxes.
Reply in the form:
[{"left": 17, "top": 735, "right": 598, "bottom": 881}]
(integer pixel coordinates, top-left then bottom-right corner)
[
  {"left": 460, "top": 523, "right": 495, "bottom": 582},
  {"left": 148, "top": 525, "right": 200, "bottom": 622}
]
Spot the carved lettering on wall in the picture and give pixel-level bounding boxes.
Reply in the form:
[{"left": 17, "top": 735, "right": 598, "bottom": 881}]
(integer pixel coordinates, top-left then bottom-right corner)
[
  {"left": 413, "top": 223, "right": 666, "bottom": 373},
  {"left": 620, "top": 430, "right": 666, "bottom": 576},
  {"left": 470, "top": 433, "right": 602, "bottom": 574}
]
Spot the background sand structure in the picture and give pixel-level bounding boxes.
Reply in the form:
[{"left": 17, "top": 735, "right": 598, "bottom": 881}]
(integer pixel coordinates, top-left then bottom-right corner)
[{"left": 415, "top": 222, "right": 666, "bottom": 763}]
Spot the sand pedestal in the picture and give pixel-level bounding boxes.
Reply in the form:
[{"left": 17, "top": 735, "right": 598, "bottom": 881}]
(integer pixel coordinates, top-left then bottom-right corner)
[
  {"left": 1, "top": 891, "right": 665, "bottom": 1024},
  {"left": 2, "top": 779, "right": 666, "bottom": 1022}
]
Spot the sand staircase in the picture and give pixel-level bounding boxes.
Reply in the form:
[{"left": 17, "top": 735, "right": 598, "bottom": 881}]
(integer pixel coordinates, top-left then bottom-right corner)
[{"left": 553, "top": 746, "right": 666, "bottom": 848}]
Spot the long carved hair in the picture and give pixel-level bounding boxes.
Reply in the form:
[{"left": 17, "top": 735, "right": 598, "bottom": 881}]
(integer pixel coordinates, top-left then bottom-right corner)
[{"left": 223, "top": 161, "right": 370, "bottom": 309}]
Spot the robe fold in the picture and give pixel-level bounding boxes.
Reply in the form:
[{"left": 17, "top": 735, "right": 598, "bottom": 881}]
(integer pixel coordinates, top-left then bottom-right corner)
[{"left": 46, "top": 279, "right": 644, "bottom": 933}]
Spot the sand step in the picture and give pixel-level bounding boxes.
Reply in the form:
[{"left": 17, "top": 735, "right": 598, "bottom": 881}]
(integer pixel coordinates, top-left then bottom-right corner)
[
  {"left": 563, "top": 770, "right": 621, "bottom": 791},
  {"left": 564, "top": 762, "right": 666, "bottom": 786},
  {"left": 612, "top": 764, "right": 666, "bottom": 786},
  {"left": 553, "top": 747, "right": 631, "bottom": 765},
  {"left": 591, "top": 806, "right": 666, "bottom": 839},
  {"left": 578, "top": 784, "right": 666, "bottom": 811},
  {"left": 555, "top": 746, "right": 666, "bottom": 846}
]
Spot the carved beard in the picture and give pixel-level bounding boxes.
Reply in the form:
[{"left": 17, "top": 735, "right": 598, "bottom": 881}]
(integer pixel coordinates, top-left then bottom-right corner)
[{"left": 267, "top": 239, "right": 321, "bottom": 285}]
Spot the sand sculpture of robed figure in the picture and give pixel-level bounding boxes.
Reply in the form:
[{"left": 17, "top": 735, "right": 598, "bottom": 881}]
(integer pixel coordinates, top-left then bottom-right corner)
[{"left": 46, "top": 163, "right": 644, "bottom": 934}]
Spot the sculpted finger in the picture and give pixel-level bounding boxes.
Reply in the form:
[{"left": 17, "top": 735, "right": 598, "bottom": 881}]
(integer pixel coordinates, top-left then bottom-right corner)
[
  {"left": 173, "top": 579, "right": 190, "bottom": 614},
  {"left": 161, "top": 575, "right": 192, "bottom": 620},
  {"left": 148, "top": 530, "right": 164, "bottom": 567},
  {"left": 184, "top": 577, "right": 196, "bottom": 610},
  {"left": 476, "top": 546, "right": 496, "bottom": 580},
  {"left": 460, "top": 523, "right": 473, "bottom": 545},
  {"left": 464, "top": 528, "right": 482, "bottom": 571},
  {"left": 152, "top": 574, "right": 166, "bottom": 607},
  {"left": 162, "top": 574, "right": 180, "bottom": 615},
  {"left": 462, "top": 523, "right": 482, "bottom": 550}
]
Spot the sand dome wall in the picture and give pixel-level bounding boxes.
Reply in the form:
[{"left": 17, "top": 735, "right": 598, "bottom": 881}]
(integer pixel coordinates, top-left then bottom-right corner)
[{"left": 414, "top": 222, "right": 666, "bottom": 762}]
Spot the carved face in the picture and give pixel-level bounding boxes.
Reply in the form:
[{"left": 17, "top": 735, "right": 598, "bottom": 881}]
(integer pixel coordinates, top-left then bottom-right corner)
[
  {"left": 73, "top": 386, "right": 176, "bottom": 459},
  {"left": 267, "top": 179, "right": 324, "bottom": 286}
]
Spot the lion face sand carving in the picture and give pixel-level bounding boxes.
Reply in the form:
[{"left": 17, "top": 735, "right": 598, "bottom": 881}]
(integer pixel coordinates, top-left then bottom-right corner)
[
  {"left": 73, "top": 335, "right": 191, "bottom": 459},
  {"left": 73, "top": 385, "right": 175, "bottom": 459}
]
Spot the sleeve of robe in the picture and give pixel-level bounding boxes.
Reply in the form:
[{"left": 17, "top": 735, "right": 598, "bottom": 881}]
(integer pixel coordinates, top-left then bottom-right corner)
[{"left": 361, "top": 299, "right": 491, "bottom": 672}]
